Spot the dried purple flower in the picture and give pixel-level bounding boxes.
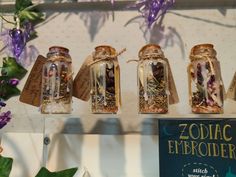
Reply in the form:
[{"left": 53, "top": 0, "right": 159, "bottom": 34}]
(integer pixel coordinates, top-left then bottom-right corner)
[{"left": 0, "top": 111, "right": 11, "bottom": 129}]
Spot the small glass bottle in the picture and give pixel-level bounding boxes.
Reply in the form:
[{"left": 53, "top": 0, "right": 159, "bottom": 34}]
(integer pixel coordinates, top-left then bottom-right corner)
[
  {"left": 41, "top": 46, "right": 72, "bottom": 114},
  {"left": 138, "top": 44, "right": 169, "bottom": 114},
  {"left": 90, "top": 45, "right": 120, "bottom": 114},
  {"left": 188, "top": 44, "right": 224, "bottom": 114}
]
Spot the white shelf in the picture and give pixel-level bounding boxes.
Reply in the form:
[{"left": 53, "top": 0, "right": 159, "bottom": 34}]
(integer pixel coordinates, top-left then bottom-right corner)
[{"left": 2, "top": 99, "right": 236, "bottom": 135}]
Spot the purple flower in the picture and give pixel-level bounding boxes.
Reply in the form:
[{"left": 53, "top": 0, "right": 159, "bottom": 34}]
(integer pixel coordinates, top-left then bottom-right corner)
[
  {"left": 134, "top": 0, "right": 175, "bottom": 27},
  {"left": 22, "top": 21, "right": 35, "bottom": 41},
  {"left": 9, "top": 78, "right": 19, "bottom": 86},
  {"left": 0, "top": 28, "right": 38, "bottom": 67},
  {"left": 0, "top": 111, "right": 11, "bottom": 129},
  {"left": 9, "top": 28, "right": 26, "bottom": 59},
  {"left": 17, "top": 44, "right": 39, "bottom": 67},
  {"left": 0, "top": 29, "right": 12, "bottom": 56},
  {"left": 0, "top": 101, "right": 6, "bottom": 108}
]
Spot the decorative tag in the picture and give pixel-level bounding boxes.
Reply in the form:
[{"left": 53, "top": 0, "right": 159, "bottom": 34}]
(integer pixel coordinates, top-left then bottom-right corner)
[
  {"left": 227, "top": 71, "right": 236, "bottom": 100},
  {"left": 114, "top": 59, "right": 121, "bottom": 107},
  {"left": 187, "top": 63, "right": 195, "bottom": 106},
  {"left": 73, "top": 55, "right": 93, "bottom": 101},
  {"left": 163, "top": 58, "right": 179, "bottom": 104},
  {"left": 19, "top": 55, "right": 47, "bottom": 107},
  {"left": 215, "top": 61, "right": 226, "bottom": 100}
]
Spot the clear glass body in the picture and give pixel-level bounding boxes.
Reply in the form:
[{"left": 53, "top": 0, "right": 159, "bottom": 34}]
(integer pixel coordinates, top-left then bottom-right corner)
[
  {"left": 138, "top": 60, "right": 168, "bottom": 114},
  {"left": 41, "top": 46, "right": 72, "bottom": 114},
  {"left": 90, "top": 46, "right": 119, "bottom": 114},
  {"left": 188, "top": 44, "right": 224, "bottom": 114},
  {"left": 138, "top": 45, "right": 169, "bottom": 114}
]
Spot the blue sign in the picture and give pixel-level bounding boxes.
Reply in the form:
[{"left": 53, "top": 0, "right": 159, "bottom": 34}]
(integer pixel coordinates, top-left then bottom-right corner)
[{"left": 159, "top": 119, "right": 236, "bottom": 177}]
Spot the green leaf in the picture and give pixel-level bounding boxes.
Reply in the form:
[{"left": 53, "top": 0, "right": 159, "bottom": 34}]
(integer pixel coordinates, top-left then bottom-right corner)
[
  {"left": 18, "top": 10, "right": 44, "bottom": 23},
  {"left": 0, "top": 76, "right": 21, "bottom": 100},
  {"left": 1, "top": 57, "right": 27, "bottom": 80},
  {"left": 35, "top": 167, "right": 78, "bottom": 177},
  {"left": 15, "top": 0, "right": 33, "bottom": 13},
  {"left": 0, "top": 155, "right": 13, "bottom": 177}
]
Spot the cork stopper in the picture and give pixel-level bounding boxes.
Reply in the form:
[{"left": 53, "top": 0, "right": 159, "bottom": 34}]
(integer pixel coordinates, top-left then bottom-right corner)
[
  {"left": 94, "top": 45, "right": 116, "bottom": 60},
  {"left": 49, "top": 46, "right": 69, "bottom": 54},
  {"left": 47, "top": 46, "right": 71, "bottom": 62},
  {"left": 139, "top": 44, "right": 163, "bottom": 59},
  {"left": 190, "top": 43, "right": 216, "bottom": 61}
]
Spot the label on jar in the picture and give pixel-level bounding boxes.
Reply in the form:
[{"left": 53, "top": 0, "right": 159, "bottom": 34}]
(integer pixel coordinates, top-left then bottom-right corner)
[
  {"left": 227, "top": 71, "right": 236, "bottom": 100},
  {"left": 164, "top": 58, "right": 179, "bottom": 104},
  {"left": 73, "top": 55, "right": 93, "bottom": 101},
  {"left": 19, "top": 55, "right": 47, "bottom": 107}
]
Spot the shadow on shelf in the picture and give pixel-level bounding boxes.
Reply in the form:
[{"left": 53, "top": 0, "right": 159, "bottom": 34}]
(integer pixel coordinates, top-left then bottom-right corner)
[
  {"left": 141, "top": 118, "right": 159, "bottom": 135},
  {"left": 91, "top": 118, "right": 124, "bottom": 135},
  {"left": 61, "top": 118, "right": 84, "bottom": 134}
]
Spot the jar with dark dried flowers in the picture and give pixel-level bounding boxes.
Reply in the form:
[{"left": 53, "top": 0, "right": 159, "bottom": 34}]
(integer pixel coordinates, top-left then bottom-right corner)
[
  {"left": 188, "top": 44, "right": 224, "bottom": 114},
  {"left": 138, "top": 44, "right": 170, "bottom": 114},
  {"left": 90, "top": 45, "right": 121, "bottom": 114}
]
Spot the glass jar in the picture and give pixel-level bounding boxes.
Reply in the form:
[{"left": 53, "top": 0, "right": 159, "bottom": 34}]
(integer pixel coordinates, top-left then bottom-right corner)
[
  {"left": 90, "top": 45, "right": 120, "bottom": 114},
  {"left": 138, "top": 44, "right": 169, "bottom": 114},
  {"left": 41, "top": 46, "right": 72, "bottom": 114},
  {"left": 188, "top": 44, "right": 224, "bottom": 114}
]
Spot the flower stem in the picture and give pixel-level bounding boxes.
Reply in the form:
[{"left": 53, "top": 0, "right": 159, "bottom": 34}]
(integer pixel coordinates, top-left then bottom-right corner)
[
  {"left": 16, "top": 16, "right": 20, "bottom": 29},
  {"left": 0, "top": 14, "right": 15, "bottom": 25}
]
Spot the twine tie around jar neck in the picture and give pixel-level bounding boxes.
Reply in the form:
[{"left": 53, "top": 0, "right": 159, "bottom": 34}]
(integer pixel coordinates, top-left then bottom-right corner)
[
  {"left": 47, "top": 56, "right": 72, "bottom": 63},
  {"left": 127, "top": 44, "right": 164, "bottom": 63},
  {"left": 47, "top": 56, "right": 73, "bottom": 81},
  {"left": 47, "top": 46, "right": 72, "bottom": 63},
  {"left": 89, "top": 48, "right": 126, "bottom": 66},
  {"left": 127, "top": 53, "right": 165, "bottom": 63}
]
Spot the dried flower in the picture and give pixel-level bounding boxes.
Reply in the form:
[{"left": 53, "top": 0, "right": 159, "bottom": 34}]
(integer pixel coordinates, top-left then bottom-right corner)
[{"left": 0, "top": 111, "right": 11, "bottom": 129}]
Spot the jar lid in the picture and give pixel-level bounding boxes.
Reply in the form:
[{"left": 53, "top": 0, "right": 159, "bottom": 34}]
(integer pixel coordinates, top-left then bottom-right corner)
[
  {"left": 49, "top": 46, "right": 69, "bottom": 54},
  {"left": 95, "top": 45, "right": 116, "bottom": 55},
  {"left": 191, "top": 43, "right": 214, "bottom": 55},
  {"left": 93, "top": 45, "right": 117, "bottom": 61},
  {"left": 47, "top": 46, "right": 71, "bottom": 62},
  {"left": 139, "top": 44, "right": 163, "bottom": 59},
  {"left": 190, "top": 43, "right": 216, "bottom": 61}
]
